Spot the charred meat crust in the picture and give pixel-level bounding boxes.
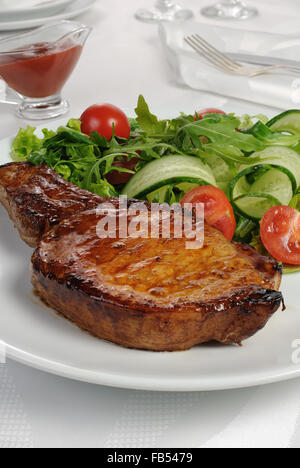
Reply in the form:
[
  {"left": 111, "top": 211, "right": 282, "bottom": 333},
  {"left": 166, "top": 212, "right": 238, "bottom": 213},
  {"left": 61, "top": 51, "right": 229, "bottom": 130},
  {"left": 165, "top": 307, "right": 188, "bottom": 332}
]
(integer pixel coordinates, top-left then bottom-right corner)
[
  {"left": 0, "top": 162, "right": 105, "bottom": 246},
  {"left": 0, "top": 162, "right": 154, "bottom": 247},
  {"left": 234, "top": 243, "right": 282, "bottom": 291},
  {"left": 31, "top": 207, "right": 284, "bottom": 351},
  {"left": 1, "top": 161, "right": 284, "bottom": 351},
  {"left": 31, "top": 266, "right": 283, "bottom": 351}
]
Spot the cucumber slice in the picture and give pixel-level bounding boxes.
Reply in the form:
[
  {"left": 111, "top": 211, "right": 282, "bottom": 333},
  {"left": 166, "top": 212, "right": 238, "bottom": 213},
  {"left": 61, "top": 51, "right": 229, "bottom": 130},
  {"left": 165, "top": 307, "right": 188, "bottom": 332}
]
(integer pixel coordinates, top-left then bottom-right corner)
[
  {"left": 250, "top": 146, "right": 300, "bottom": 190},
  {"left": 176, "top": 182, "right": 199, "bottom": 193},
  {"left": 122, "top": 155, "right": 216, "bottom": 199},
  {"left": 233, "top": 193, "right": 281, "bottom": 220},
  {"left": 267, "top": 110, "right": 300, "bottom": 134},
  {"left": 230, "top": 167, "right": 294, "bottom": 220},
  {"left": 251, "top": 168, "right": 293, "bottom": 205}
]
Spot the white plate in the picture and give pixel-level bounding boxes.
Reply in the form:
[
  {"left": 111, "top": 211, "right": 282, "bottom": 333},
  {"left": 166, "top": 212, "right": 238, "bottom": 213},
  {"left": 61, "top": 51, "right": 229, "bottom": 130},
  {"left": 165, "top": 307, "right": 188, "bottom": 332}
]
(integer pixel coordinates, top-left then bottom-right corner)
[
  {"left": 0, "top": 0, "right": 73, "bottom": 20},
  {"left": 0, "top": 121, "right": 300, "bottom": 392},
  {"left": 0, "top": 0, "right": 96, "bottom": 31}
]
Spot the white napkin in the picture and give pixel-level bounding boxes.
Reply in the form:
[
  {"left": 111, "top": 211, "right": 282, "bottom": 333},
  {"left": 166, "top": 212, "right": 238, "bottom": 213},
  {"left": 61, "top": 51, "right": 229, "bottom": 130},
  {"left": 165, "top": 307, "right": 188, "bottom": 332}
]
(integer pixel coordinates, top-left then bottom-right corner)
[{"left": 159, "top": 22, "right": 300, "bottom": 110}]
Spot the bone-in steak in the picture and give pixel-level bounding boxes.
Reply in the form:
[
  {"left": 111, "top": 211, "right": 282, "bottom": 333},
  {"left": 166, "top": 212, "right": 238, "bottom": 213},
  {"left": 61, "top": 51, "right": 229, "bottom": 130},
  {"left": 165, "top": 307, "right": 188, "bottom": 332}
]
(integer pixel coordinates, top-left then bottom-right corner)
[
  {"left": 31, "top": 208, "right": 283, "bottom": 351},
  {"left": 0, "top": 162, "right": 104, "bottom": 247},
  {"left": 0, "top": 162, "right": 283, "bottom": 351}
]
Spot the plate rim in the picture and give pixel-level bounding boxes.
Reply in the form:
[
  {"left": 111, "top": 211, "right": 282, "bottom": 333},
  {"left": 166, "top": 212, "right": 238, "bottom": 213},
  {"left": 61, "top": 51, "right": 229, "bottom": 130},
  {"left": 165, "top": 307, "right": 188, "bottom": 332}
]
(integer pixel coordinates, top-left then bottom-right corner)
[
  {"left": 0, "top": 0, "right": 73, "bottom": 16},
  {"left": 5, "top": 343, "right": 300, "bottom": 392},
  {"left": 0, "top": 0, "right": 96, "bottom": 31},
  {"left": 1, "top": 121, "right": 300, "bottom": 392}
]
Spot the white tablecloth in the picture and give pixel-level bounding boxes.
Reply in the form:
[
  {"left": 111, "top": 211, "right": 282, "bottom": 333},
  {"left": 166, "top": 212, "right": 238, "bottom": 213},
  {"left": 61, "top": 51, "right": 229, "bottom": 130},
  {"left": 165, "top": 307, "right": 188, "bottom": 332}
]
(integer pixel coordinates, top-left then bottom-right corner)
[{"left": 0, "top": 0, "right": 300, "bottom": 449}]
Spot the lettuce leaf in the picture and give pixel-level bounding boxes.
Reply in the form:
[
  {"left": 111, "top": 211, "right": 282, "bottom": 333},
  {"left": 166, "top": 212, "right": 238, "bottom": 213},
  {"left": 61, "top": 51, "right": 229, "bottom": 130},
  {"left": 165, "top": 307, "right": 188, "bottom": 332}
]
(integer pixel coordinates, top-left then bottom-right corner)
[
  {"left": 89, "top": 179, "right": 118, "bottom": 197},
  {"left": 238, "top": 113, "right": 268, "bottom": 130},
  {"left": 11, "top": 126, "right": 43, "bottom": 161},
  {"left": 67, "top": 118, "right": 82, "bottom": 132}
]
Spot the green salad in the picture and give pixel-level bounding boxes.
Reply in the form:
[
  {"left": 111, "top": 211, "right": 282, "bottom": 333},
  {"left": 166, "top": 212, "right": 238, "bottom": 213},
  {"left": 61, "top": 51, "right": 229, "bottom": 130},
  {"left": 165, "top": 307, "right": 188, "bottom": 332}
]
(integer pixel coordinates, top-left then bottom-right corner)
[{"left": 11, "top": 95, "right": 300, "bottom": 272}]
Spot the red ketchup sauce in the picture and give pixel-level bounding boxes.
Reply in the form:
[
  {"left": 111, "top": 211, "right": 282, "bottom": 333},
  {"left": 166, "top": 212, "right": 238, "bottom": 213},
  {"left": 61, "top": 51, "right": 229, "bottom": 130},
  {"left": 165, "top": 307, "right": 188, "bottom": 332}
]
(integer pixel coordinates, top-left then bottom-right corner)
[{"left": 0, "top": 41, "right": 82, "bottom": 98}]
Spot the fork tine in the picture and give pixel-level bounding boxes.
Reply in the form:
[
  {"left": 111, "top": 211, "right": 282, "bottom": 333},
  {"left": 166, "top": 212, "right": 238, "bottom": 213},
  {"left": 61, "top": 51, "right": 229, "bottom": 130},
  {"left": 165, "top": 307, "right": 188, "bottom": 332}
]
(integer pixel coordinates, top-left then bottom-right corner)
[
  {"left": 188, "top": 36, "right": 300, "bottom": 77},
  {"left": 192, "top": 34, "right": 243, "bottom": 70},
  {"left": 184, "top": 37, "right": 229, "bottom": 73},
  {"left": 185, "top": 36, "right": 235, "bottom": 73},
  {"left": 186, "top": 34, "right": 299, "bottom": 78}
]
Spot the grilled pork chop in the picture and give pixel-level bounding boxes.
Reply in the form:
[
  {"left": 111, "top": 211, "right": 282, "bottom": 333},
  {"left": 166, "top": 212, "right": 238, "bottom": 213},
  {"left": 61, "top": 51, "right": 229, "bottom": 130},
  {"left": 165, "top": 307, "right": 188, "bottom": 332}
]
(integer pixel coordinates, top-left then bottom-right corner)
[
  {"left": 0, "top": 162, "right": 104, "bottom": 247},
  {"left": 0, "top": 162, "right": 283, "bottom": 351},
  {"left": 31, "top": 209, "right": 282, "bottom": 351}
]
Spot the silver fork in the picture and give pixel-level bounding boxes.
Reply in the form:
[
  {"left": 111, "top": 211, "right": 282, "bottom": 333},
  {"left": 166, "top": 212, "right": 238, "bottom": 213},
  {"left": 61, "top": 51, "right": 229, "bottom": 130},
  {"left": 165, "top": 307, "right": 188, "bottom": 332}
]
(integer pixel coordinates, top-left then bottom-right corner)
[{"left": 184, "top": 34, "right": 300, "bottom": 77}]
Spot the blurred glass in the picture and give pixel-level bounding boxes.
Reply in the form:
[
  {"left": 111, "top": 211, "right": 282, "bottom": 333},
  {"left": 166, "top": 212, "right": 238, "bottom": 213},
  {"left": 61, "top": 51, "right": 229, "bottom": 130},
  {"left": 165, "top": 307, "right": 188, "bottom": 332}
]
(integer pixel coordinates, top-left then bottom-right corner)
[
  {"left": 135, "top": 0, "right": 194, "bottom": 23},
  {"left": 201, "top": 0, "right": 258, "bottom": 20}
]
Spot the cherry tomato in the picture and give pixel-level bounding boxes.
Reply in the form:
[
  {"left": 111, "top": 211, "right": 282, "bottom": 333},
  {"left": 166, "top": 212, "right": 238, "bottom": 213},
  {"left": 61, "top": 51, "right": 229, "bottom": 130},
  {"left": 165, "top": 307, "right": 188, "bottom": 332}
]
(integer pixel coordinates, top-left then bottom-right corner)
[
  {"left": 260, "top": 206, "right": 300, "bottom": 265},
  {"left": 180, "top": 186, "right": 236, "bottom": 241},
  {"left": 106, "top": 156, "right": 139, "bottom": 185},
  {"left": 195, "top": 108, "right": 226, "bottom": 121},
  {"left": 80, "top": 104, "right": 131, "bottom": 140}
]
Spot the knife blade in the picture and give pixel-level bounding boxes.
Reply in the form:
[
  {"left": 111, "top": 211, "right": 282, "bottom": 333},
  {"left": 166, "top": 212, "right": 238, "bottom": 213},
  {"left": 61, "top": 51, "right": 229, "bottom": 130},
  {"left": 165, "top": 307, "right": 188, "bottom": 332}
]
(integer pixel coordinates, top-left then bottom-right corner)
[{"left": 227, "top": 52, "right": 300, "bottom": 69}]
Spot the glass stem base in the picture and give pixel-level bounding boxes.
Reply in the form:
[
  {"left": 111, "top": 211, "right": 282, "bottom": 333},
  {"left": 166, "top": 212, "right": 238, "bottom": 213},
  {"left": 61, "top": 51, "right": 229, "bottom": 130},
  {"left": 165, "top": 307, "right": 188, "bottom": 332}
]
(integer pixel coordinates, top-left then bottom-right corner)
[
  {"left": 135, "top": 1, "right": 194, "bottom": 23},
  {"left": 201, "top": 2, "right": 258, "bottom": 20},
  {"left": 16, "top": 94, "right": 70, "bottom": 121}
]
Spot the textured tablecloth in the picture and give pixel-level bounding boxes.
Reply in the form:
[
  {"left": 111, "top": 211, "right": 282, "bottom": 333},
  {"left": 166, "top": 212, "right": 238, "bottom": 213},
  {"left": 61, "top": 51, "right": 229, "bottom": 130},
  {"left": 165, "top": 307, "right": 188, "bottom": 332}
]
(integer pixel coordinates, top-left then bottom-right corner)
[{"left": 0, "top": 0, "right": 300, "bottom": 449}]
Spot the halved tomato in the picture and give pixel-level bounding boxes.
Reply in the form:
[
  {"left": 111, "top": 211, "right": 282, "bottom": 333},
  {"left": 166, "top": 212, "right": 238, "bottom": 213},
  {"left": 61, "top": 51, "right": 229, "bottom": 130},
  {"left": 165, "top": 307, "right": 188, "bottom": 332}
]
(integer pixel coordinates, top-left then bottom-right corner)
[
  {"left": 180, "top": 186, "right": 236, "bottom": 241},
  {"left": 195, "top": 108, "right": 226, "bottom": 121},
  {"left": 260, "top": 206, "right": 300, "bottom": 265}
]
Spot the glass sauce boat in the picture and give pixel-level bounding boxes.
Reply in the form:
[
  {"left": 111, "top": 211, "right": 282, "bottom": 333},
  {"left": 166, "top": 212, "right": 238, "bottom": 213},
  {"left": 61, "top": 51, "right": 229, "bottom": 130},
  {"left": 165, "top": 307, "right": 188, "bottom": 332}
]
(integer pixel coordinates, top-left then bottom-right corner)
[{"left": 0, "top": 20, "right": 92, "bottom": 120}]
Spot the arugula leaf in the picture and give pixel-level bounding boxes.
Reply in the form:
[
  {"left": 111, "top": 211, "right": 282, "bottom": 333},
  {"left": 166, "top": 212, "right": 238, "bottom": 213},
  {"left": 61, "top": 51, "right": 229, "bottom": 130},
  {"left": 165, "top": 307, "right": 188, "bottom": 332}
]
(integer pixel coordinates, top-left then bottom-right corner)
[
  {"left": 202, "top": 143, "right": 260, "bottom": 165},
  {"left": 55, "top": 126, "right": 93, "bottom": 145},
  {"left": 179, "top": 115, "right": 264, "bottom": 153},
  {"left": 90, "top": 131, "right": 109, "bottom": 148},
  {"left": 135, "top": 95, "right": 168, "bottom": 136}
]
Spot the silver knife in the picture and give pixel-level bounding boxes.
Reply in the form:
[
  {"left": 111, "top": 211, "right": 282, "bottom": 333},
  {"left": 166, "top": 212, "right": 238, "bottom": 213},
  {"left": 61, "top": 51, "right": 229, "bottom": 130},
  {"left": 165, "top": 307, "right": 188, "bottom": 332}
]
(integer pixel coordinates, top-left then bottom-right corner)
[{"left": 228, "top": 52, "right": 300, "bottom": 69}]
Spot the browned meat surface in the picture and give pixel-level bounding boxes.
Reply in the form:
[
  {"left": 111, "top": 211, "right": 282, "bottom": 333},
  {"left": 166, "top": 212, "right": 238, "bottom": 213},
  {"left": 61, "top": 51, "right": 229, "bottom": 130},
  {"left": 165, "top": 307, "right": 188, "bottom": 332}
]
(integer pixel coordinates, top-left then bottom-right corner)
[
  {"left": 0, "top": 162, "right": 104, "bottom": 247},
  {"left": 32, "top": 208, "right": 283, "bottom": 351},
  {"left": 0, "top": 161, "right": 283, "bottom": 351}
]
